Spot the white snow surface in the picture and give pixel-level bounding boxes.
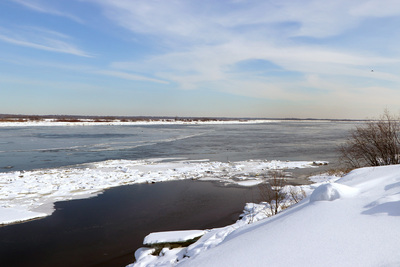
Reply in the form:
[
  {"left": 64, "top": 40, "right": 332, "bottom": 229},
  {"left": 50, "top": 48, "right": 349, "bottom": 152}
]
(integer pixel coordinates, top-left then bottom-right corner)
[
  {"left": 130, "top": 165, "right": 400, "bottom": 267},
  {"left": 0, "top": 158, "right": 319, "bottom": 225},
  {"left": 0, "top": 207, "right": 47, "bottom": 225},
  {"left": 309, "top": 182, "right": 360, "bottom": 202},
  {"left": 143, "top": 230, "right": 207, "bottom": 245}
]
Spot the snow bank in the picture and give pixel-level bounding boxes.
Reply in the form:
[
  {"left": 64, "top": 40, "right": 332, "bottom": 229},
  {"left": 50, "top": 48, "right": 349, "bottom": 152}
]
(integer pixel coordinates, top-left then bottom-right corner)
[
  {"left": 178, "top": 165, "right": 400, "bottom": 267},
  {"left": 0, "top": 158, "right": 321, "bottom": 225},
  {"left": 129, "top": 178, "right": 333, "bottom": 267},
  {"left": 130, "top": 165, "right": 400, "bottom": 267},
  {"left": 134, "top": 248, "right": 156, "bottom": 264},
  {"left": 309, "top": 183, "right": 359, "bottom": 202},
  {"left": 143, "top": 230, "right": 207, "bottom": 245}
]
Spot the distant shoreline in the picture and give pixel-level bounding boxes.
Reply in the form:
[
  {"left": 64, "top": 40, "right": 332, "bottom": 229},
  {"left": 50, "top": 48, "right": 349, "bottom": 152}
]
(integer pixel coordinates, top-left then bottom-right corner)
[
  {"left": 0, "top": 117, "right": 277, "bottom": 127},
  {"left": 0, "top": 114, "right": 367, "bottom": 126}
]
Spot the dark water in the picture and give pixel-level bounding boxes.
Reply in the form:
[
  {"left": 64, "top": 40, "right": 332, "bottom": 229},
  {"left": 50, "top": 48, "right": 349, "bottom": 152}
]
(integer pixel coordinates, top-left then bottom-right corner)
[
  {"left": 0, "top": 121, "right": 359, "bottom": 172},
  {"left": 0, "top": 121, "right": 360, "bottom": 266},
  {"left": 0, "top": 180, "right": 260, "bottom": 267}
]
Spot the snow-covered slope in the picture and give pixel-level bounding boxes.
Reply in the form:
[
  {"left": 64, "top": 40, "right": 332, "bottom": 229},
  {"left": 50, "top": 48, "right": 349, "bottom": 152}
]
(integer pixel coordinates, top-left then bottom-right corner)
[{"left": 176, "top": 165, "right": 400, "bottom": 267}]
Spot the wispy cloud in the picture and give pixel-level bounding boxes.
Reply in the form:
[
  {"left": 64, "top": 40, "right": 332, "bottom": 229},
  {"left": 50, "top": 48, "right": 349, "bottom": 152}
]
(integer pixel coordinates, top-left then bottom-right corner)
[
  {"left": 86, "top": 0, "right": 399, "bottom": 41},
  {"left": 94, "top": 70, "right": 169, "bottom": 84},
  {"left": 11, "top": 0, "right": 84, "bottom": 23},
  {"left": 0, "top": 54, "right": 169, "bottom": 85},
  {"left": 0, "top": 26, "right": 92, "bottom": 57},
  {"left": 112, "top": 39, "right": 398, "bottom": 94},
  {"left": 350, "top": 0, "right": 400, "bottom": 17},
  {"left": 91, "top": 0, "right": 400, "bottom": 92}
]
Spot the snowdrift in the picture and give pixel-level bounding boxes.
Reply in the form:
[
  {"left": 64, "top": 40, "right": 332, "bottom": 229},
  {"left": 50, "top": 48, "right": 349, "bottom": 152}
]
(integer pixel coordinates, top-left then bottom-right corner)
[{"left": 134, "top": 165, "right": 400, "bottom": 267}]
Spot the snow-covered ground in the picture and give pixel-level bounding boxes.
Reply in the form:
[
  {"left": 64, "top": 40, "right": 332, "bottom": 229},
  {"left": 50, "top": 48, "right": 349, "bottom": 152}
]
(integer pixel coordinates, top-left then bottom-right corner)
[
  {"left": 0, "top": 158, "right": 323, "bottom": 225},
  {"left": 0, "top": 118, "right": 278, "bottom": 127},
  {"left": 129, "top": 165, "right": 400, "bottom": 267}
]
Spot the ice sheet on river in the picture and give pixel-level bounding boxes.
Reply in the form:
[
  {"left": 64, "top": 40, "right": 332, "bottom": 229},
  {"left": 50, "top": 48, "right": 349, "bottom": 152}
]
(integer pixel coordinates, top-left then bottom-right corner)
[{"left": 0, "top": 158, "right": 325, "bottom": 225}]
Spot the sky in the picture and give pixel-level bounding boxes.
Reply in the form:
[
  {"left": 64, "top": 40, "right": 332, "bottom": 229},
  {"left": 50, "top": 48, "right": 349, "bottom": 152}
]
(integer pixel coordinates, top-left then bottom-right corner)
[{"left": 1, "top": 0, "right": 400, "bottom": 119}]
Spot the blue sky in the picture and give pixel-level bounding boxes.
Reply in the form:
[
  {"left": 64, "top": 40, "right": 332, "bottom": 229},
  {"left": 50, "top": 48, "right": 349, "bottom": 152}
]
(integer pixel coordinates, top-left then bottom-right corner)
[{"left": 1, "top": 0, "right": 400, "bottom": 119}]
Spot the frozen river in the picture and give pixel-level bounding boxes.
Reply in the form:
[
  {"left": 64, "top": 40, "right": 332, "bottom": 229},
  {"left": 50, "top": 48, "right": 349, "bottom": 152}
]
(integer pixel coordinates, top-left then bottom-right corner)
[{"left": 0, "top": 120, "right": 358, "bottom": 172}]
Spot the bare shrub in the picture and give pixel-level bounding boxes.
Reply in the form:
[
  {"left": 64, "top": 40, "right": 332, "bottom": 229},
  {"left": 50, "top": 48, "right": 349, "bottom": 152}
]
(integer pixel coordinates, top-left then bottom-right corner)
[
  {"left": 258, "top": 170, "right": 288, "bottom": 216},
  {"left": 288, "top": 187, "right": 307, "bottom": 204},
  {"left": 325, "top": 168, "right": 352, "bottom": 177},
  {"left": 339, "top": 110, "right": 400, "bottom": 168},
  {"left": 258, "top": 171, "right": 308, "bottom": 217}
]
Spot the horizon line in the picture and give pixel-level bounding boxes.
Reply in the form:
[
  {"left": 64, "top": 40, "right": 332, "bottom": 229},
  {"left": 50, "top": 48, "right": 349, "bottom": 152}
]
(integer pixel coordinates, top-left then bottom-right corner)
[{"left": 0, "top": 113, "right": 369, "bottom": 122}]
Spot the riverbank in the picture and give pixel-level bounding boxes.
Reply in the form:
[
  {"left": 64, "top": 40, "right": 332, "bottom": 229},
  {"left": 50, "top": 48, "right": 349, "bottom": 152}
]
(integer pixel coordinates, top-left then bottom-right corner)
[
  {"left": 129, "top": 172, "right": 339, "bottom": 266},
  {"left": 130, "top": 164, "right": 400, "bottom": 267}
]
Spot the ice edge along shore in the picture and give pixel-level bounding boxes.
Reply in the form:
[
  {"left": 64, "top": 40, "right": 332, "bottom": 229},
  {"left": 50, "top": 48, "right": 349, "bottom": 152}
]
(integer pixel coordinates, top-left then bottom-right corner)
[{"left": 0, "top": 158, "right": 326, "bottom": 226}]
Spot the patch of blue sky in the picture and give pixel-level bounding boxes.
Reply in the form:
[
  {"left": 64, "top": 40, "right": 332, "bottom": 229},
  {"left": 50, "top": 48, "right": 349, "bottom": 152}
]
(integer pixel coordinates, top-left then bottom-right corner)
[
  {"left": 292, "top": 16, "right": 400, "bottom": 58},
  {"left": 228, "top": 59, "right": 302, "bottom": 78},
  {"left": 271, "top": 21, "right": 302, "bottom": 38},
  {"left": 345, "top": 73, "right": 398, "bottom": 88},
  {"left": 342, "top": 17, "right": 400, "bottom": 58}
]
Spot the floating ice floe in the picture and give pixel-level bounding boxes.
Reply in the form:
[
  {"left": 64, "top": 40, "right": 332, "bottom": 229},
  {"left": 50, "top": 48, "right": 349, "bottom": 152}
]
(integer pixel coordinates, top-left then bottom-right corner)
[{"left": 0, "top": 207, "right": 47, "bottom": 225}]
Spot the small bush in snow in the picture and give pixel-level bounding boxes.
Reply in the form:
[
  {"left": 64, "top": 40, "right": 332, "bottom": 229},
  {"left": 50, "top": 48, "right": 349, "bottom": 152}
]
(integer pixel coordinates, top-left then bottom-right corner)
[
  {"left": 258, "top": 170, "right": 287, "bottom": 215},
  {"left": 258, "top": 169, "right": 308, "bottom": 217}
]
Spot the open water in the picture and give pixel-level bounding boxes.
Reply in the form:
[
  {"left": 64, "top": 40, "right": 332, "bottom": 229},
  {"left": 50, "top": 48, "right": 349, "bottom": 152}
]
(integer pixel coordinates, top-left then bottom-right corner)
[
  {"left": 0, "top": 180, "right": 261, "bottom": 267},
  {"left": 0, "top": 121, "right": 360, "bottom": 266}
]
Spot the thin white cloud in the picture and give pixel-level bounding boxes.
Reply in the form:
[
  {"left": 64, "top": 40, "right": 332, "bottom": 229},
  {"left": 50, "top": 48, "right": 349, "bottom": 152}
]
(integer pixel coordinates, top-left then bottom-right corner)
[
  {"left": 350, "top": 0, "right": 400, "bottom": 17},
  {"left": 95, "top": 70, "right": 169, "bottom": 84},
  {"left": 113, "top": 39, "right": 398, "bottom": 90},
  {"left": 0, "top": 26, "right": 92, "bottom": 57},
  {"left": 84, "top": 0, "right": 388, "bottom": 41},
  {"left": 0, "top": 53, "right": 169, "bottom": 85},
  {"left": 0, "top": 73, "right": 101, "bottom": 92},
  {"left": 11, "top": 0, "right": 84, "bottom": 23},
  {"left": 92, "top": 0, "right": 400, "bottom": 78}
]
